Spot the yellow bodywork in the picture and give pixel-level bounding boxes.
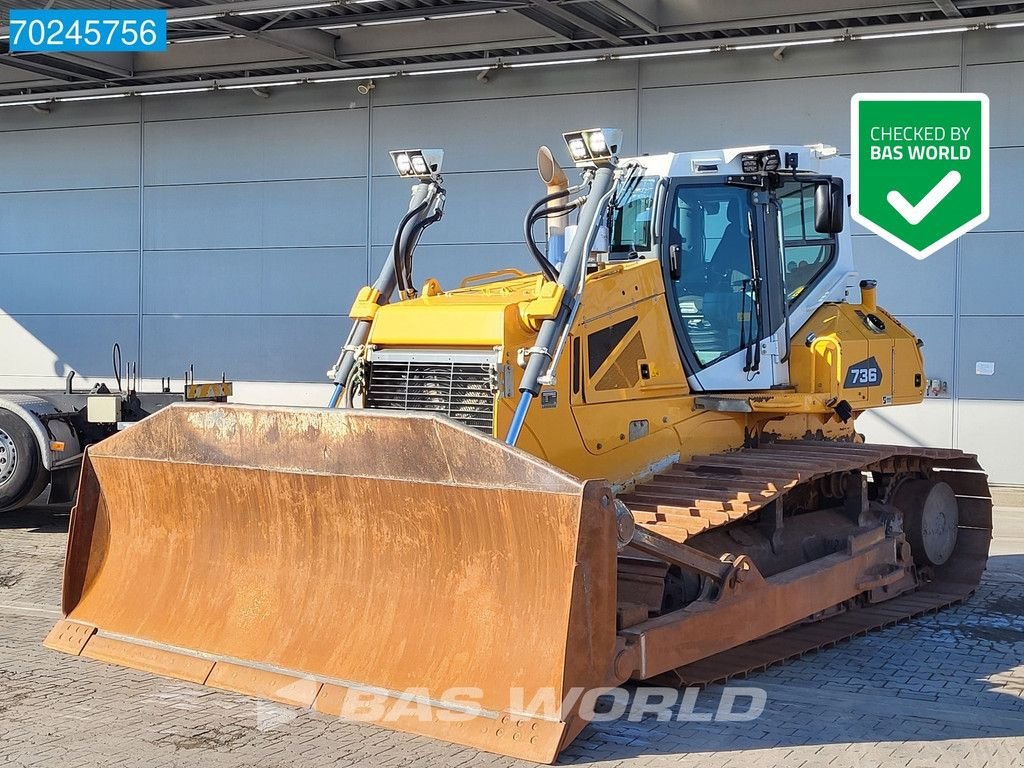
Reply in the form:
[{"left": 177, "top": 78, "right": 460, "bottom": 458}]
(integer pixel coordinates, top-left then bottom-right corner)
[
  {"left": 358, "top": 259, "right": 925, "bottom": 487},
  {"left": 789, "top": 302, "right": 924, "bottom": 408}
]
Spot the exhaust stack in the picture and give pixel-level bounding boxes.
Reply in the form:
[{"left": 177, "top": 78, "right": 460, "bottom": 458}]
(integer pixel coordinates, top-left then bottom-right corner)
[{"left": 537, "top": 146, "right": 569, "bottom": 267}]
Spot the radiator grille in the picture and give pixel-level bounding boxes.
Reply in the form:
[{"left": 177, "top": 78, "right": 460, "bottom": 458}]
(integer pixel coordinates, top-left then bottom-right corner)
[{"left": 365, "top": 358, "right": 495, "bottom": 434}]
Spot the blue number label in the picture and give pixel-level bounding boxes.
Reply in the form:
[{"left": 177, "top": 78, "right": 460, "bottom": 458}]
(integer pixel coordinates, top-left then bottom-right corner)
[{"left": 8, "top": 10, "right": 167, "bottom": 52}]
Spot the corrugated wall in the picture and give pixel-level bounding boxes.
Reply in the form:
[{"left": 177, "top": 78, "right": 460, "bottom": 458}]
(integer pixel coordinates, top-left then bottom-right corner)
[{"left": 0, "top": 29, "right": 1020, "bottom": 482}]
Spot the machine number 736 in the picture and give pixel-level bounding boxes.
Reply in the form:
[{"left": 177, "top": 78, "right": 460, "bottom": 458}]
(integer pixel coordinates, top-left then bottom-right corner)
[
  {"left": 844, "top": 357, "right": 883, "bottom": 388},
  {"left": 850, "top": 367, "right": 879, "bottom": 384}
]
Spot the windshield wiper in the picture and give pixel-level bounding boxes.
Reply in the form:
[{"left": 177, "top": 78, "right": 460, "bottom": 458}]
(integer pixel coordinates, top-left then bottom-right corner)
[{"left": 742, "top": 277, "right": 762, "bottom": 374}]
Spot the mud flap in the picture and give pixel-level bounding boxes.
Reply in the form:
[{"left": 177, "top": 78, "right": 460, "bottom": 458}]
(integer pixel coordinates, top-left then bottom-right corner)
[{"left": 45, "top": 404, "right": 619, "bottom": 763}]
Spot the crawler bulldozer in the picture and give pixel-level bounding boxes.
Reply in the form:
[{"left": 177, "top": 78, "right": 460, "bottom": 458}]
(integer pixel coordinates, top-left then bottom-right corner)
[{"left": 46, "top": 129, "right": 992, "bottom": 763}]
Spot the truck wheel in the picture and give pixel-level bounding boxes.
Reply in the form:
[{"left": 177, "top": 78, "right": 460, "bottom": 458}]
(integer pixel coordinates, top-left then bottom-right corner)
[{"left": 0, "top": 409, "right": 50, "bottom": 512}]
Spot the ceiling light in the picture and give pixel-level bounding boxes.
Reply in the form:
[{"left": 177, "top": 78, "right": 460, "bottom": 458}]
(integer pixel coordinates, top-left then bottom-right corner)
[
  {"left": 141, "top": 86, "right": 216, "bottom": 96},
  {"left": 731, "top": 37, "right": 841, "bottom": 50},
  {"left": 992, "top": 21, "right": 1024, "bottom": 29},
  {"left": 853, "top": 26, "right": 969, "bottom": 40},
  {"left": 407, "top": 66, "right": 491, "bottom": 76},
  {"left": 319, "top": 22, "right": 358, "bottom": 29},
  {"left": 506, "top": 56, "right": 601, "bottom": 68},
  {"left": 429, "top": 10, "right": 498, "bottom": 20},
  {"left": 58, "top": 93, "right": 130, "bottom": 102},
  {"left": 613, "top": 47, "right": 716, "bottom": 60},
  {"left": 168, "top": 13, "right": 222, "bottom": 23},
  {"left": 309, "top": 74, "right": 363, "bottom": 83},
  {"left": 310, "top": 72, "right": 395, "bottom": 83},
  {"left": 221, "top": 79, "right": 304, "bottom": 90},
  {"left": 4, "top": 98, "right": 52, "bottom": 106},
  {"left": 236, "top": 2, "right": 337, "bottom": 16},
  {"left": 359, "top": 16, "right": 426, "bottom": 26},
  {"left": 171, "top": 34, "right": 238, "bottom": 44}
]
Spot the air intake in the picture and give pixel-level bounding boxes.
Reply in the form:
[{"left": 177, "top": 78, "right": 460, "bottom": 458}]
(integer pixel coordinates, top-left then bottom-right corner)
[{"left": 364, "top": 349, "right": 498, "bottom": 435}]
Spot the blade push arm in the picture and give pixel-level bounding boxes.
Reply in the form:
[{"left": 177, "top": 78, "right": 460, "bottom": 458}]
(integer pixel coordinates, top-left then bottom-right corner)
[{"left": 328, "top": 179, "right": 444, "bottom": 407}]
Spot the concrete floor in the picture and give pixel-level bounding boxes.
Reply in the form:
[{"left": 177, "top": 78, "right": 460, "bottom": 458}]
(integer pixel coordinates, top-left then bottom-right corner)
[
  {"left": 990, "top": 506, "right": 1024, "bottom": 575},
  {"left": 0, "top": 502, "right": 1022, "bottom": 768}
]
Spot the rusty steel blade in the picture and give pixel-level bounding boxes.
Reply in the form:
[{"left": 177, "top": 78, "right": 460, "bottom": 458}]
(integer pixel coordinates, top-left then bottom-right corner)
[{"left": 46, "top": 403, "right": 619, "bottom": 763}]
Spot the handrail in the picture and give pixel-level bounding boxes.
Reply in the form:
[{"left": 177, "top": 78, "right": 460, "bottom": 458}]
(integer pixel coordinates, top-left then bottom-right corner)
[
  {"left": 808, "top": 336, "right": 842, "bottom": 399},
  {"left": 458, "top": 268, "right": 526, "bottom": 288}
]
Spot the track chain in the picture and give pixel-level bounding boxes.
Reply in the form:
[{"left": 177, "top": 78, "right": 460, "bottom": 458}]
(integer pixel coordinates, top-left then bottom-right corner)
[{"left": 615, "top": 441, "right": 993, "bottom": 685}]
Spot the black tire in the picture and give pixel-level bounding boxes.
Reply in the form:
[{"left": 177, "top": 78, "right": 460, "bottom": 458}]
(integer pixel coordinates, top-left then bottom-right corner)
[{"left": 0, "top": 408, "right": 51, "bottom": 512}]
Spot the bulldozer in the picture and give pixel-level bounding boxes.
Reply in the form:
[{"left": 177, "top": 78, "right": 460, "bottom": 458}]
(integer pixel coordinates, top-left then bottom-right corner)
[{"left": 46, "top": 129, "right": 991, "bottom": 763}]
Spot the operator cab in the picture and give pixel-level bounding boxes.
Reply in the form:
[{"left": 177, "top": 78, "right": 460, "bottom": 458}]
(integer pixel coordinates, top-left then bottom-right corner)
[{"left": 606, "top": 145, "right": 855, "bottom": 393}]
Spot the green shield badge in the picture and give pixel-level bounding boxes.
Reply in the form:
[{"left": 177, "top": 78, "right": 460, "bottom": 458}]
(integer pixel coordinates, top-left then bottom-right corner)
[{"left": 851, "top": 93, "right": 989, "bottom": 260}]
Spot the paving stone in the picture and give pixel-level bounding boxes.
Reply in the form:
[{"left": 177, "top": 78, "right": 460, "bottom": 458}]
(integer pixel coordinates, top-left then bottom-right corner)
[{"left": 2, "top": 504, "right": 1024, "bottom": 766}]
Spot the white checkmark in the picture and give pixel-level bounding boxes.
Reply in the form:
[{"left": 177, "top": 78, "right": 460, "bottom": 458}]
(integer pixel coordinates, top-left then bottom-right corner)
[{"left": 886, "top": 170, "right": 962, "bottom": 225}]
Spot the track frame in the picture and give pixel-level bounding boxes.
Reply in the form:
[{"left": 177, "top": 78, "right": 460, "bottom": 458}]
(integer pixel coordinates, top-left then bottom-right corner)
[{"left": 614, "top": 441, "right": 993, "bottom": 686}]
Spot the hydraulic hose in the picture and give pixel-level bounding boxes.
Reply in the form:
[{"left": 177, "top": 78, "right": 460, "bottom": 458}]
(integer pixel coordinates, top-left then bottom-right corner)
[
  {"left": 525, "top": 203, "right": 579, "bottom": 276},
  {"left": 328, "top": 181, "right": 437, "bottom": 405},
  {"left": 524, "top": 188, "right": 572, "bottom": 280},
  {"left": 393, "top": 200, "right": 430, "bottom": 295},
  {"left": 506, "top": 165, "right": 616, "bottom": 446},
  {"left": 401, "top": 207, "right": 444, "bottom": 294}
]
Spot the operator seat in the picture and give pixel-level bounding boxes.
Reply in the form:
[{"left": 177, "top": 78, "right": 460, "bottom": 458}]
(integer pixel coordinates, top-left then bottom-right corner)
[{"left": 709, "top": 198, "right": 750, "bottom": 286}]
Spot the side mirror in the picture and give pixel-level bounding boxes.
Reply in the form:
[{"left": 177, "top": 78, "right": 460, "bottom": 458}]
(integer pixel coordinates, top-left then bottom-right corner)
[{"left": 814, "top": 178, "right": 845, "bottom": 234}]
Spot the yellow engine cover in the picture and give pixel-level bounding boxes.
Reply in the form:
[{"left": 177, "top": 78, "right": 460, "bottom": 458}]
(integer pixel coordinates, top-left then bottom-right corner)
[{"left": 789, "top": 303, "right": 925, "bottom": 410}]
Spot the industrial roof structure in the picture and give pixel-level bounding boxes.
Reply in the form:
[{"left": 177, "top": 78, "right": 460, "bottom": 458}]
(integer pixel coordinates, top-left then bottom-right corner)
[{"left": 1, "top": 0, "right": 1023, "bottom": 104}]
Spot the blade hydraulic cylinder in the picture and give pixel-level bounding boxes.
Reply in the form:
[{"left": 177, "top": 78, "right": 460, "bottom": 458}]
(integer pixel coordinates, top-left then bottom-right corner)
[{"left": 329, "top": 181, "right": 439, "bottom": 403}]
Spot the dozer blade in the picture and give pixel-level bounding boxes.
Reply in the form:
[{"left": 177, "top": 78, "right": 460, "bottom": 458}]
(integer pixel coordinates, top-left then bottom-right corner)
[{"left": 45, "top": 404, "right": 619, "bottom": 763}]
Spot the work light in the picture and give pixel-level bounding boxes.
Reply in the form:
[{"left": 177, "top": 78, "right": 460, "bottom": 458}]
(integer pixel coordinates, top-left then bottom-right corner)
[
  {"left": 568, "top": 137, "right": 588, "bottom": 161},
  {"left": 562, "top": 128, "right": 622, "bottom": 166},
  {"left": 739, "top": 149, "right": 781, "bottom": 173},
  {"left": 390, "top": 148, "right": 444, "bottom": 179},
  {"left": 586, "top": 131, "right": 607, "bottom": 154}
]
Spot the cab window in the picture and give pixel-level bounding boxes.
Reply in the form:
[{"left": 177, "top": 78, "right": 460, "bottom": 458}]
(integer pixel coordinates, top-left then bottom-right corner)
[
  {"left": 666, "top": 184, "right": 759, "bottom": 367},
  {"left": 777, "top": 180, "right": 836, "bottom": 303},
  {"left": 610, "top": 177, "right": 657, "bottom": 258}
]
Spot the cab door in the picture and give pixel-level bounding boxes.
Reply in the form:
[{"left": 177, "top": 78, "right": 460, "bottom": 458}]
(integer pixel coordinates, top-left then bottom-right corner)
[
  {"left": 774, "top": 178, "right": 841, "bottom": 309},
  {"left": 660, "top": 179, "right": 789, "bottom": 392}
]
